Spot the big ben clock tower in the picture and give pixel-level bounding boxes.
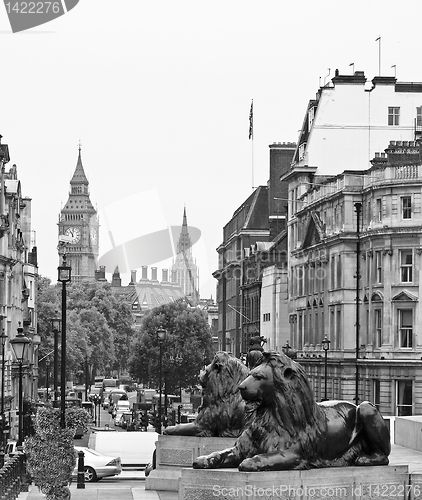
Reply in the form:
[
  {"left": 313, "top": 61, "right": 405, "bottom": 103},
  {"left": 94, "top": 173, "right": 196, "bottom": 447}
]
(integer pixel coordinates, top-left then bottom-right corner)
[{"left": 58, "top": 145, "right": 99, "bottom": 282}]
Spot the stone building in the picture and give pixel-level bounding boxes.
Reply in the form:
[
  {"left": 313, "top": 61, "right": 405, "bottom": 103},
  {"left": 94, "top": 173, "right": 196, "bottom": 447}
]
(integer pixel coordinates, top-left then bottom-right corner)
[
  {"left": 0, "top": 137, "right": 39, "bottom": 445},
  {"left": 213, "top": 143, "right": 294, "bottom": 356},
  {"left": 284, "top": 69, "right": 422, "bottom": 415},
  {"left": 106, "top": 265, "right": 186, "bottom": 325},
  {"left": 58, "top": 146, "right": 99, "bottom": 282}
]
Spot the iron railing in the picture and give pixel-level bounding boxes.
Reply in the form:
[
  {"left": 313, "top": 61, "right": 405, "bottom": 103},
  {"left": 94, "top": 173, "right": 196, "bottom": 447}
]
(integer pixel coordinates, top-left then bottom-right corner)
[{"left": 0, "top": 452, "right": 28, "bottom": 500}]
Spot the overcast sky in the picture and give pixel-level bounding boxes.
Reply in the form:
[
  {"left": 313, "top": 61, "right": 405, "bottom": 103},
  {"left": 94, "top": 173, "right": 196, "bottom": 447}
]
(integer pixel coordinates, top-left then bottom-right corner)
[{"left": 0, "top": 0, "right": 420, "bottom": 299}]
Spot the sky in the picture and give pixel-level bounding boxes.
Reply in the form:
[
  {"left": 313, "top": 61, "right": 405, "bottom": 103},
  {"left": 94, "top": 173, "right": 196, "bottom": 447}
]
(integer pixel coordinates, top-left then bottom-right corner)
[{"left": 0, "top": 0, "right": 421, "bottom": 299}]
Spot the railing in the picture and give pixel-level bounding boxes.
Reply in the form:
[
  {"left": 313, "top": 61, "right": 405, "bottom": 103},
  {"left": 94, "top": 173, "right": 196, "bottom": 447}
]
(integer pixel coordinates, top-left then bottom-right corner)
[{"left": 0, "top": 452, "right": 28, "bottom": 500}]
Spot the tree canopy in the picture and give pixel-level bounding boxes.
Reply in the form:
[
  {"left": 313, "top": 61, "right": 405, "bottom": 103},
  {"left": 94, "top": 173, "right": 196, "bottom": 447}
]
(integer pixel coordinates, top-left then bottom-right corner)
[
  {"left": 36, "top": 278, "right": 135, "bottom": 386},
  {"left": 128, "top": 301, "right": 214, "bottom": 394}
]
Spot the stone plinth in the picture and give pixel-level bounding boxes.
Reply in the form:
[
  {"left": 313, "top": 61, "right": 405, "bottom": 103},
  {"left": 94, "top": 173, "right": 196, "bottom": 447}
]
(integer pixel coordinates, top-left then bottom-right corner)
[
  {"left": 179, "top": 465, "right": 409, "bottom": 500},
  {"left": 395, "top": 416, "right": 422, "bottom": 452},
  {"left": 145, "top": 435, "right": 236, "bottom": 491}
]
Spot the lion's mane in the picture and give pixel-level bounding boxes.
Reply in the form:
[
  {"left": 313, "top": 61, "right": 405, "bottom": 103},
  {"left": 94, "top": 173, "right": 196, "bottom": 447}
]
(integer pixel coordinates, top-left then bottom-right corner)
[{"left": 165, "top": 351, "right": 249, "bottom": 437}]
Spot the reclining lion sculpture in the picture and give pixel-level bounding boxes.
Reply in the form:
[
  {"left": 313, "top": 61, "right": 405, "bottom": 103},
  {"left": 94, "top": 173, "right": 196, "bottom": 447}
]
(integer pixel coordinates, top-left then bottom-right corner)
[
  {"left": 164, "top": 351, "right": 249, "bottom": 437},
  {"left": 193, "top": 351, "right": 390, "bottom": 471}
]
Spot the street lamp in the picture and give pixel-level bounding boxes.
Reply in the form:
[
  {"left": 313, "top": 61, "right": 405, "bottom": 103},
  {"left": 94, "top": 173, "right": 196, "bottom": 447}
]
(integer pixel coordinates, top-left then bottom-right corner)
[
  {"left": 45, "top": 360, "right": 50, "bottom": 403},
  {"left": 168, "top": 352, "right": 183, "bottom": 400},
  {"left": 156, "top": 327, "right": 167, "bottom": 434},
  {"left": 10, "top": 324, "right": 30, "bottom": 447},
  {"left": 50, "top": 316, "right": 61, "bottom": 408},
  {"left": 58, "top": 253, "right": 71, "bottom": 428},
  {"left": 321, "top": 336, "right": 331, "bottom": 402},
  {"left": 0, "top": 325, "right": 7, "bottom": 451},
  {"left": 354, "top": 201, "right": 362, "bottom": 405}
]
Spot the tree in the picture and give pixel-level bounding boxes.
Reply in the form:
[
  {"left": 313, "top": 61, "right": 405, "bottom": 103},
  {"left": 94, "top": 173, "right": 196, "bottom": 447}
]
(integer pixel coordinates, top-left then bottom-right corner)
[
  {"left": 128, "top": 301, "right": 214, "bottom": 394},
  {"left": 36, "top": 277, "right": 60, "bottom": 369},
  {"left": 36, "top": 278, "right": 134, "bottom": 387}
]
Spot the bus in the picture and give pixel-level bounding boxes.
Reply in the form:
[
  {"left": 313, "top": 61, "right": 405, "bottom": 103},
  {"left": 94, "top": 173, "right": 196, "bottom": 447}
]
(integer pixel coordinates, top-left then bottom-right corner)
[{"left": 94, "top": 376, "right": 105, "bottom": 388}]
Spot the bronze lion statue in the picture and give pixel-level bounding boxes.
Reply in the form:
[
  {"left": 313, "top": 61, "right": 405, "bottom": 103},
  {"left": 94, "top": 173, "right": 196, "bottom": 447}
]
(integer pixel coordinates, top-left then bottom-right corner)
[
  {"left": 164, "top": 351, "right": 249, "bottom": 437},
  {"left": 193, "top": 351, "right": 390, "bottom": 471}
]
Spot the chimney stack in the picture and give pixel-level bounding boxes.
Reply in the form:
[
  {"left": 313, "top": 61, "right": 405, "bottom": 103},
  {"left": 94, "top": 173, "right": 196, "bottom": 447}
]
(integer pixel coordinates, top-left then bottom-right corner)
[{"left": 130, "top": 270, "right": 137, "bottom": 284}]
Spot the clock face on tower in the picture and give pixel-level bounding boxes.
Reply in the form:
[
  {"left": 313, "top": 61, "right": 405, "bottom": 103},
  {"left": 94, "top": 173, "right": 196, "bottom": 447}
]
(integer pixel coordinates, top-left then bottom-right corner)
[
  {"left": 65, "top": 227, "right": 81, "bottom": 244},
  {"left": 90, "top": 227, "right": 97, "bottom": 244}
]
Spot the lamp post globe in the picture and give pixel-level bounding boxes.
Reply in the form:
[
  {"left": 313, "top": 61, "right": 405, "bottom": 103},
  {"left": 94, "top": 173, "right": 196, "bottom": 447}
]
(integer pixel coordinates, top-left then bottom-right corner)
[{"left": 321, "top": 336, "right": 331, "bottom": 402}]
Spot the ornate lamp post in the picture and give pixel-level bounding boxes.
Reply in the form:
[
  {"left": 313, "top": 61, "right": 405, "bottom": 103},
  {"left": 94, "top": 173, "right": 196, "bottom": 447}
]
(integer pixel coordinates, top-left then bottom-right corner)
[
  {"left": 321, "top": 336, "right": 331, "bottom": 402},
  {"left": 0, "top": 325, "right": 7, "bottom": 451},
  {"left": 156, "top": 327, "right": 167, "bottom": 434},
  {"left": 10, "top": 324, "right": 30, "bottom": 446},
  {"left": 58, "top": 253, "right": 71, "bottom": 428},
  {"left": 50, "top": 316, "right": 61, "bottom": 408}
]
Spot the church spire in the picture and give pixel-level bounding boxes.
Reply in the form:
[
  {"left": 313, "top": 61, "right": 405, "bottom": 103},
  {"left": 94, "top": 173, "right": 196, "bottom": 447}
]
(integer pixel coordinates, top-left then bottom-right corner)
[{"left": 177, "top": 205, "right": 192, "bottom": 255}]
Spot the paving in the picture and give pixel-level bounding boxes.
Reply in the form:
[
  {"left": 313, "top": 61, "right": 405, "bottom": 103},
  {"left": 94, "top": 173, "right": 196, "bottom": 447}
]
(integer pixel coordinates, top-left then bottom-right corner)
[{"left": 14, "top": 443, "right": 422, "bottom": 499}]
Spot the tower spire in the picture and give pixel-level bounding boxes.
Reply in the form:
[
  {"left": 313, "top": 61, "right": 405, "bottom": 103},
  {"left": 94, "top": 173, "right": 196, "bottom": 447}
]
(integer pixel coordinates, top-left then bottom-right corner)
[{"left": 70, "top": 142, "right": 88, "bottom": 187}]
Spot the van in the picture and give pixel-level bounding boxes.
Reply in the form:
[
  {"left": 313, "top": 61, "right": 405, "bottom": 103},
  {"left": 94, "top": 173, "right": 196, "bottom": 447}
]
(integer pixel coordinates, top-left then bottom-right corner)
[{"left": 108, "top": 389, "right": 128, "bottom": 413}]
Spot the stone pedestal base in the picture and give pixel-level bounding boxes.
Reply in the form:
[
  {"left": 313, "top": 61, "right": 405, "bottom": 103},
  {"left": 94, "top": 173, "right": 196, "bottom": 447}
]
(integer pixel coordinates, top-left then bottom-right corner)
[
  {"left": 145, "top": 435, "right": 236, "bottom": 491},
  {"left": 179, "top": 465, "right": 410, "bottom": 500}
]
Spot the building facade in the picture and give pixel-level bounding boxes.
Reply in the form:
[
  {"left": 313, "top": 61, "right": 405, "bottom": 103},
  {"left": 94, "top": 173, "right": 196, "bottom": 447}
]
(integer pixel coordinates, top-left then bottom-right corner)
[
  {"left": 284, "top": 69, "right": 422, "bottom": 415},
  {"left": 58, "top": 146, "right": 99, "bottom": 282},
  {"left": 213, "top": 143, "right": 294, "bottom": 356},
  {"left": 0, "top": 138, "right": 39, "bottom": 445}
]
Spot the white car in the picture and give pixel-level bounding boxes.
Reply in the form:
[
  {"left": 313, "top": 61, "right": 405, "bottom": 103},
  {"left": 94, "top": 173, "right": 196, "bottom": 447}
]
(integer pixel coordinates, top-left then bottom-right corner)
[{"left": 73, "top": 446, "right": 122, "bottom": 483}]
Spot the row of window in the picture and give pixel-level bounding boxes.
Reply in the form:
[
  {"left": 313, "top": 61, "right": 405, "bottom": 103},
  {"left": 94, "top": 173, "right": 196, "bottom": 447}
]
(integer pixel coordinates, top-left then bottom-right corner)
[
  {"left": 371, "top": 195, "right": 412, "bottom": 223},
  {"left": 292, "top": 306, "right": 414, "bottom": 350},
  {"left": 291, "top": 247, "right": 418, "bottom": 298},
  {"left": 388, "top": 106, "right": 422, "bottom": 127},
  {"left": 371, "top": 307, "right": 413, "bottom": 348},
  {"left": 313, "top": 377, "right": 412, "bottom": 416}
]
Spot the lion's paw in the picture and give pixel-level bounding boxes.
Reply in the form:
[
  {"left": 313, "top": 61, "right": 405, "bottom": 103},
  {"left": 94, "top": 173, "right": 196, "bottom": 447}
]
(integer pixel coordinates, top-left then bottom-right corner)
[
  {"left": 193, "top": 454, "right": 221, "bottom": 469},
  {"left": 239, "top": 457, "right": 264, "bottom": 472},
  {"left": 163, "top": 426, "right": 175, "bottom": 435}
]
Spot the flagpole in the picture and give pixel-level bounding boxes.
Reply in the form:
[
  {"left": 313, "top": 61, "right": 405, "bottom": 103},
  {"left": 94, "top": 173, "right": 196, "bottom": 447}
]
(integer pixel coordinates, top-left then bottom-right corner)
[
  {"left": 251, "top": 135, "right": 254, "bottom": 190},
  {"left": 376, "top": 36, "right": 381, "bottom": 76},
  {"left": 249, "top": 99, "right": 254, "bottom": 190}
]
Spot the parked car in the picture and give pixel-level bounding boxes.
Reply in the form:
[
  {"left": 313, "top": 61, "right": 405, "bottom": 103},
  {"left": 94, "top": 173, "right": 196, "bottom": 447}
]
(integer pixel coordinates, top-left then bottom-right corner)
[{"left": 73, "top": 446, "right": 121, "bottom": 483}]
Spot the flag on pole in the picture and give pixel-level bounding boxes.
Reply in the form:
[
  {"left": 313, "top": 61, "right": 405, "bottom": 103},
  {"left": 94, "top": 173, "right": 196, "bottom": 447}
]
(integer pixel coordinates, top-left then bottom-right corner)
[{"left": 249, "top": 100, "right": 253, "bottom": 140}]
